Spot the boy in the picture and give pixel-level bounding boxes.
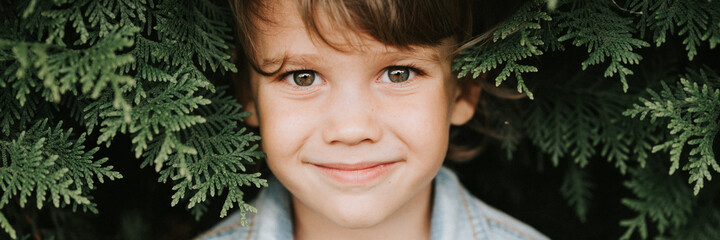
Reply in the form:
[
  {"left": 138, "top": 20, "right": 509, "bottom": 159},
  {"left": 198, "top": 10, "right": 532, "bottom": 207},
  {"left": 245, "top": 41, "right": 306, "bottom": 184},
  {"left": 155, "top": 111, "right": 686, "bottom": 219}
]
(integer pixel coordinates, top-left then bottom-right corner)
[{"left": 198, "top": 0, "right": 548, "bottom": 239}]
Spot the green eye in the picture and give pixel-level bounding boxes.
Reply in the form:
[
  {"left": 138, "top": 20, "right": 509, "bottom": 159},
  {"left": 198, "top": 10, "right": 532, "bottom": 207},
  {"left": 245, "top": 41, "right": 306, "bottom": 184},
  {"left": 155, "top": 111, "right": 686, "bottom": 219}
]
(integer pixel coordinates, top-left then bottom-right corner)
[
  {"left": 293, "top": 70, "right": 316, "bottom": 86},
  {"left": 387, "top": 66, "right": 410, "bottom": 83}
]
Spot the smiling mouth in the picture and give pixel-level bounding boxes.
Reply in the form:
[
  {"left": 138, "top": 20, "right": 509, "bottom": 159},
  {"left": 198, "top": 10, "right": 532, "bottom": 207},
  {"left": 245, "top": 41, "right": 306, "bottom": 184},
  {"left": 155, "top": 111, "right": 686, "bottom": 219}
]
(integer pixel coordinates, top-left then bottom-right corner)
[{"left": 311, "top": 161, "right": 399, "bottom": 185}]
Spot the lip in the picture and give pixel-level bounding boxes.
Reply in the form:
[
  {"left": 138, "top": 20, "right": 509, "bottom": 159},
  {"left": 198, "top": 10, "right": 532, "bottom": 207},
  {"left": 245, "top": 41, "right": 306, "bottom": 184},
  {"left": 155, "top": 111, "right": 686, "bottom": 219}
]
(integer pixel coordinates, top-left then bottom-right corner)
[{"left": 311, "top": 161, "right": 399, "bottom": 185}]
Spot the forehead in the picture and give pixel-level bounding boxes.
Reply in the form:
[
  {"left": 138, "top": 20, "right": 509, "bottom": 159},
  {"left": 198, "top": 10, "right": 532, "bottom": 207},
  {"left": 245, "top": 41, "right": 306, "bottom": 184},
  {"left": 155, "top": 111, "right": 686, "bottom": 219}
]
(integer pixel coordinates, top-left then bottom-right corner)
[{"left": 251, "top": 0, "right": 455, "bottom": 73}]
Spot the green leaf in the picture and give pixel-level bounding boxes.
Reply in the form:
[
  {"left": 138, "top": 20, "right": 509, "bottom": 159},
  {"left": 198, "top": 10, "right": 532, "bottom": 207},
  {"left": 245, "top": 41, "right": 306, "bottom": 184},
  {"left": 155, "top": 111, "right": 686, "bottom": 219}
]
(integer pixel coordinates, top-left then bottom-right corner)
[
  {"left": 453, "top": 1, "right": 550, "bottom": 99},
  {"left": 560, "top": 164, "right": 593, "bottom": 222},
  {"left": 625, "top": 68, "right": 720, "bottom": 195},
  {"left": 556, "top": 0, "right": 650, "bottom": 92},
  {"left": 620, "top": 161, "right": 694, "bottom": 239}
]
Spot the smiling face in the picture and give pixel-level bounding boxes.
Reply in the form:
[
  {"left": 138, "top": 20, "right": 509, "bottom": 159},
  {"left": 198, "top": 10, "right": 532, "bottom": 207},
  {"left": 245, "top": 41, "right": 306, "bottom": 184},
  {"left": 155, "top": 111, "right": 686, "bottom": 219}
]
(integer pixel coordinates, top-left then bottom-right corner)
[{"left": 242, "top": 0, "right": 478, "bottom": 232}]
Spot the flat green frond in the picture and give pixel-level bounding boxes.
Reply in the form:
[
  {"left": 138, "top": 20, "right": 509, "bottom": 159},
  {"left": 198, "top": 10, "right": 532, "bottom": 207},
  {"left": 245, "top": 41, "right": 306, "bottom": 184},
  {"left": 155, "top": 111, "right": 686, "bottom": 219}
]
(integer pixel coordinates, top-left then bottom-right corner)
[
  {"left": 624, "top": 68, "right": 720, "bottom": 195},
  {"left": 560, "top": 164, "right": 593, "bottom": 222},
  {"left": 556, "top": 1, "right": 650, "bottom": 92},
  {"left": 494, "top": 2, "right": 552, "bottom": 42},
  {"left": 0, "top": 119, "right": 113, "bottom": 214},
  {"left": 153, "top": 0, "right": 235, "bottom": 73},
  {"left": 0, "top": 26, "right": 137, "bottom": 118},
  {"left": 703, "top": 5, "right": 720, "bottom": 49},
  {"left": 620, "top": 214, "right": 648, "bottom": 240},
  {"left": 646, "top": 0, "right": 718, "bottom": 60},
  {"left": 524, "top": 73, "right": 646, "bottom": 169},
  {"left": 657, "top": 206, "right": 720, "bottom": 240},
  {"left": 92, "top": 66, "right": 213, "bottom": 152},
  {"left": 620, "top": 161, "right": 694, "bottom": 239},
  {"left": 1, "top": 0, "right": 259, "bottom": 237},
  {"left": 0, "top": 212, "right": 15, "bottom": 240},
  {"left": 0, "top": 87, "right": 40, "bottom": 136},
  {"left": 136, "top": 88, "right": 266, "bottom": 221},
  {"left": 25, "top": 121, "right": 124, "bottom": 191},
  {"left": 453, "top": 1, "right": 549, "bottom": 99}
]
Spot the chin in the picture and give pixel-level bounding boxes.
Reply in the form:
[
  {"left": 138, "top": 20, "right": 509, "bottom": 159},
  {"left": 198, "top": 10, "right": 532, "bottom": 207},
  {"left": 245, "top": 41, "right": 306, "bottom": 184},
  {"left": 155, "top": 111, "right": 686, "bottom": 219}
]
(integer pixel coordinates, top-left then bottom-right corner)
[
  {"left": 325, "top": 202, "right": 391, "bottom": 229},
  {"left": 331, "top": 214, "right": 386, "bottom": 229}
]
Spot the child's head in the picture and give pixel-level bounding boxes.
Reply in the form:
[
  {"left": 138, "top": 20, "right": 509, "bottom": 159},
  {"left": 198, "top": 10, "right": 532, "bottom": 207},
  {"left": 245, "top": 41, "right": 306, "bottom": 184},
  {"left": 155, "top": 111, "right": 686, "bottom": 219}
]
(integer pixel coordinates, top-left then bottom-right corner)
[{"left": 230, "top": 0, "right": 480, "bottom": 230}]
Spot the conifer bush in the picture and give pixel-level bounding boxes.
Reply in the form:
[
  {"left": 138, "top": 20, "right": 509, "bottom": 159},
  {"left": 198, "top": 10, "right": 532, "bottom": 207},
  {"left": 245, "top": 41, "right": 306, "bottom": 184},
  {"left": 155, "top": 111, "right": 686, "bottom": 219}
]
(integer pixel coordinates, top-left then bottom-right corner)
[{"left": 1, "top": 0, "right": 719, "bottom": 239}]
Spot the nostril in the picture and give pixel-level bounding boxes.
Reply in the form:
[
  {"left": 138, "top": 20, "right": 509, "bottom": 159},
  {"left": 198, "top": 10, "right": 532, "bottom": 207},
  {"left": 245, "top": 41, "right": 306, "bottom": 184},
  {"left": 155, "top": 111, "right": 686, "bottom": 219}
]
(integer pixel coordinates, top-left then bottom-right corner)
[
  {"left": 329, "top": 138, "right": 372, "bottom": 146},
  {"left": 322, "top": 119, "right": 382, "bottom": 146},
  {"left": 326, "top": 127, "right": 377, "bottom": 145}
]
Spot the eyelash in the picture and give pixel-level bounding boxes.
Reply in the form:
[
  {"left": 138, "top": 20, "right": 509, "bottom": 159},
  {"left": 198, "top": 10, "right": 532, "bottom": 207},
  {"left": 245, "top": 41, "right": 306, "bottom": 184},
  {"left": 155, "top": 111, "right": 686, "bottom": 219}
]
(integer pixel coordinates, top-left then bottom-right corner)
[
  {"left": 386, "top": 64, "right": 425, "bottom": 84},
  {"left": 278, "top": 67, "right": 312, "bottom": 81},
  {"left": 276, "top": 65, "right": 427, "bottom": 86},
  {"left": 392, "top": 64, "right": 425, "bottom": 77},
  {"left": 277, "top": 67, "right": 320, "bottom": 90}
]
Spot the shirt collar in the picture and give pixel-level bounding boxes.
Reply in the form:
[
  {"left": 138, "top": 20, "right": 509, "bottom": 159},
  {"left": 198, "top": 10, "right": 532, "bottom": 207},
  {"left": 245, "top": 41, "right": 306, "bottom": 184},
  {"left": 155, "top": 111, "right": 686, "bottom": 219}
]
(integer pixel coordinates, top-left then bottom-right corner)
[
  {"left": 253, "top": 178, "right": 294, "bottom": 239},
  {"left": 430, "top": 167, "right": 489, "bottom": 240}
]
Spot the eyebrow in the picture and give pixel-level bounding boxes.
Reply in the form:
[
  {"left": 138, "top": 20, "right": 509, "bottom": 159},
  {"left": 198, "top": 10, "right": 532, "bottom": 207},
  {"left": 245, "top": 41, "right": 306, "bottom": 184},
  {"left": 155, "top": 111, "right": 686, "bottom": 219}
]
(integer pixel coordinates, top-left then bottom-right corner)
[
  {"left": 382, "top": 50, "right": 443, "bottom": 63},
  {"left": 258, "top": 48, "right": 443, "bottom": 75},
  {"left": 260, "top": 54, "right": 323, "bottom": 73}
]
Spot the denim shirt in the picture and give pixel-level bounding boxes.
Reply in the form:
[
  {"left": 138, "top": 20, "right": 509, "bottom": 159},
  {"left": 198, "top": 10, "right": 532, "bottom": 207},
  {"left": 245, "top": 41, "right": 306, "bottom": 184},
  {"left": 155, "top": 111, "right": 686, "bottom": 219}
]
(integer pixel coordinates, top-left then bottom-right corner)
[{"left": 196, "top": 167, "right": 548, "bottom": 240}]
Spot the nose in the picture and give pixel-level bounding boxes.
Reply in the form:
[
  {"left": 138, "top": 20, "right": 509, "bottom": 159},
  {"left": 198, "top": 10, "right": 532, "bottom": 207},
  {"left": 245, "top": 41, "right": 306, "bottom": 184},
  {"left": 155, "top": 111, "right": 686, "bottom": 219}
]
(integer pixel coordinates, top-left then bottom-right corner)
[{"left": 321, "top": 85, "right": 382, "bottom": 145}]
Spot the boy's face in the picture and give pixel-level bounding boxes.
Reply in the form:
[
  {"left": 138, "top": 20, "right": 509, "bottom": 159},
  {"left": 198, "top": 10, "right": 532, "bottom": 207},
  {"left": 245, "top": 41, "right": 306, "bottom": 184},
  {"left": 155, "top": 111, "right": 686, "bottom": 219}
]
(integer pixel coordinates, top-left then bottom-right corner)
[{"left": 244, "top": 0, "right": 477, "bottom": 229}]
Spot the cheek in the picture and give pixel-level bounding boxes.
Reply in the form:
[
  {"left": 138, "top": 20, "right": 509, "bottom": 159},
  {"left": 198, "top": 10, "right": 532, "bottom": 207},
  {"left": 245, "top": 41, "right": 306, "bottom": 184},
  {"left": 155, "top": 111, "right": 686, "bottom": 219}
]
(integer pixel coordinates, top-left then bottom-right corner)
[
  {"left": 256, "top": 90, "right": 317, "bottom": 163},
  {"left": 383, "top": 87, "right": 453, "bottom": 162}
]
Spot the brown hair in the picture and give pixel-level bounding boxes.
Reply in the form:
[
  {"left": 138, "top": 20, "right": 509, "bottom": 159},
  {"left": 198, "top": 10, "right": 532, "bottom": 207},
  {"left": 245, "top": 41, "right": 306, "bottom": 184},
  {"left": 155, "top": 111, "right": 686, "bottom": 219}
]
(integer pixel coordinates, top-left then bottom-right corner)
[
  {"left": 228, "top": 0, "right": 524, "bottom": 162},
  {"left": 230, "top": 0, "right": 472, "bottom": 74}
]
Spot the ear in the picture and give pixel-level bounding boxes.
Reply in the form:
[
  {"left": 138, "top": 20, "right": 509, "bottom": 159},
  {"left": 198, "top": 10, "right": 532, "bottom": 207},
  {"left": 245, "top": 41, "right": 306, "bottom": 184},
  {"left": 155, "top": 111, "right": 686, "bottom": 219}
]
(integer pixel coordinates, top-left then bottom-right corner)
[
  {"left": 450, "top": 78, "right": 481, "bottom": 125},
  {"left": 244, "top": 101, "right": 260, "bottom": 127}
]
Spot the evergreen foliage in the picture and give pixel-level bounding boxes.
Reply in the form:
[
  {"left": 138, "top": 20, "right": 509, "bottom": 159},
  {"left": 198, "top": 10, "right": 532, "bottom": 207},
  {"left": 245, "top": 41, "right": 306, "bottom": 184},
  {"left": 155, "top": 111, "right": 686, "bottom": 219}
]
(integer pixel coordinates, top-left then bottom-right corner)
[
  {"left": 1, "top": 0, "right": 719, "bottom": 239},
  {"left": 625, "top": 68, "right": 720, "bottom": 195},
  {"left": 1, "top": 0, "right": 263, "bottom": 238},
  {"left": 0, "top": 120, "right": 121, "bottom": 239},
  {"left": 556, "top": 0, "right": 650, "bottom": 91},
  {"left": 459, "top": 0, "right": 720, "bottom": 238},
  {"left": 560, "top": 164, "right": 593, "bottom": 222},
  {"left": 453, "top": 1, "right": 551, "bottom": 99}
]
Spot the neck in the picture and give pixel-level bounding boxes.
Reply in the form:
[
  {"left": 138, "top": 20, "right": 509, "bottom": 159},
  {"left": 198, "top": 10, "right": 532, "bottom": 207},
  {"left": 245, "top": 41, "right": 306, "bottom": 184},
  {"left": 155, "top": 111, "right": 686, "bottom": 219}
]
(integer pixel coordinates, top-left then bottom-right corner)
[{"left": 292, "top": 184, "right": 433, "bottom": 240}]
